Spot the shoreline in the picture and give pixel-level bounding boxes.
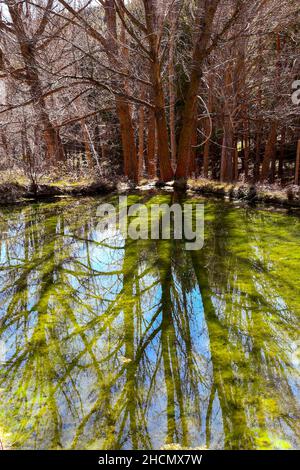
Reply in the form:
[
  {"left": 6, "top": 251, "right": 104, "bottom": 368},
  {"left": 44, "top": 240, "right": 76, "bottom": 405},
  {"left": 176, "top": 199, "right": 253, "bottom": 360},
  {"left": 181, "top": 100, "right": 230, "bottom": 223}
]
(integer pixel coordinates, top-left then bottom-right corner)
[
  {"left": 1, "top": 178, "right": 300, "bottom": 209},
  {"left": 0, "top": 180, "right": 116, "bottom": 205},
  {"left": 185, "top": 179, "right": 300, "bottom": 208}
]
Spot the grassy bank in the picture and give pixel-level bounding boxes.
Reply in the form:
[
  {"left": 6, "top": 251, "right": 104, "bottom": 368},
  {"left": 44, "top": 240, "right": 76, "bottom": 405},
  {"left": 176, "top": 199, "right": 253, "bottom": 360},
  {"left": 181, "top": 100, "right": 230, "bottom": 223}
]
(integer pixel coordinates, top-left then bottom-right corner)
[
  {"left": 137, "top": 178, "right": 300, "bottom": 208},
  {"left": 1, "top": 171, "right": 300, "bottom": 209},
  {"left": 0, "top": 172, "right": 115, "bottom": 204},
  {"left": 185, "top": 178, "right": 300, "bottom": 208}
]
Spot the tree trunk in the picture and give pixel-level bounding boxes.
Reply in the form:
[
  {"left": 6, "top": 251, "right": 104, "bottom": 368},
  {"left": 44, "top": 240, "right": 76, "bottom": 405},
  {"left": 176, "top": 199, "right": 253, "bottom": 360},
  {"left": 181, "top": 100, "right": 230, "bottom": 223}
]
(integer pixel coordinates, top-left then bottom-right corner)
[
  {"left": 105, "top": 0, "right": 138, "bottom": 181},
  {"left": 143, "top": 0, "right": 173, "bottom": 181},
  {"left": 8, "top": 3, "right": 64, "bottom": 165},
  {"left": 81, "top": 119, "right": 93, "bottom": 169},
  {"left": 116, "top": 100, "right": 138, "bottom": 181},
  {"left": 203, "top": 84, "right": 213, "bottom": 178},
  {"left": 220, "top": 65, "right": 234, "bottom": 182},
  {"left": 233, "top": 147, "right": 239, "bottom": 181},
  {"left": 169, "top": 4, "right": 178, "bottom": 169},
  {"left": 189, "top": 111, "right": 198, "bottom": 177},
  {"left": 175, "top": 74, "right": 200, "bottom": 179},
  {"left": 270, "top": 143, "right": 277, "bottom": 184},
  {"left": 146, "top": 110, "right": 157, "bottom": 179},
  {"left": 260, "top": 122, "right": 277, "bottom": 182},
  {"left": 295, "top": 140, "right": 300, "bottom": 185},
  {"left": 138, "top": 100, "right": 145, "bottom": 181},
  {"left": 254, "top": 121, "right": 262, "bottom": 182},
  {"left": 220, "top": 122, "right": 234, "bottom": 182},
  {"left": 243, "top": 117, "right": 249, "bottom": 180},
  {"left": 176, "top": 0, "right": 219, "bottom": 179},
  {"left": 278, "top": 128, "right": 286, "bottom": 182}
]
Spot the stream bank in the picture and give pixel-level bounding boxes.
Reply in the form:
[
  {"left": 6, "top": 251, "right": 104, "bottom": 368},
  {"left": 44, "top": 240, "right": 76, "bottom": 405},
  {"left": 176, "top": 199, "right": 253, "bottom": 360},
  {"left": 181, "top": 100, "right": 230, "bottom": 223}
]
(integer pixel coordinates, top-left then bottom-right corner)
[{"left": 1, "top": 177, "right": 300, "bottom": 209}]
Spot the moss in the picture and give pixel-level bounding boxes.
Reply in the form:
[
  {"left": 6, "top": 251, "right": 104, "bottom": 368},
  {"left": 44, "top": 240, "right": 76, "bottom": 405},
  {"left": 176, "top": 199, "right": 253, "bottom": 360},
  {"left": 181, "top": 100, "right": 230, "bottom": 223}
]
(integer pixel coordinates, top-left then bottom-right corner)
[
  {"left": 0, "top": 194, "right": 299, "bottom": 450},
  {"left": 187, "top": 178, "right": 300, "bottom": 208},
  {"left": 0, "top": 179, "right": 115, "bottom": 205}
]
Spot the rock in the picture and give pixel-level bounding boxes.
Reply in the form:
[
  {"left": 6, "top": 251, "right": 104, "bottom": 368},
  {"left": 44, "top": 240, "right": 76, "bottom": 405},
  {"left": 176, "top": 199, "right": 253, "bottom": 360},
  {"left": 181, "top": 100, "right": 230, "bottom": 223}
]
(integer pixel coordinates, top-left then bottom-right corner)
[
  {"left": 117, "top": 181, "right": 132, "bottom": 193},
  {"left": 164, "top": 180, "right": 175, "bottom": 187}
]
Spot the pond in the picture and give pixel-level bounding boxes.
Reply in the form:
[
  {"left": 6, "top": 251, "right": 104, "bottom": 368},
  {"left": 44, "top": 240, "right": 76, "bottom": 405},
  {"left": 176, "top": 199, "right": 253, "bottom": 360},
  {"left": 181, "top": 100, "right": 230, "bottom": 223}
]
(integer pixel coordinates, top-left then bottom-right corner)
[{"left": 0, "top": 193, "right": 299, "bottom": 450}]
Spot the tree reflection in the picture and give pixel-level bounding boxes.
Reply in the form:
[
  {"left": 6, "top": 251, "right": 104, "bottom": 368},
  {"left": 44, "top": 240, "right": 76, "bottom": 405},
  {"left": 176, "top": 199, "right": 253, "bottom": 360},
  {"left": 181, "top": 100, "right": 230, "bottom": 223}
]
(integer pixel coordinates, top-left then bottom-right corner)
[{"left": 0, "top": 196, "right": 299, "bottom": 449}]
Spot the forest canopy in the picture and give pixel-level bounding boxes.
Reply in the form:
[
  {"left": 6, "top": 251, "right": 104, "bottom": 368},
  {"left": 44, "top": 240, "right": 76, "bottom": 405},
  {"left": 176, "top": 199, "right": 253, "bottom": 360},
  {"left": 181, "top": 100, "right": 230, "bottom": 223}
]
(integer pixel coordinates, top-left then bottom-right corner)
[{"left": 0, "top": 0, "right": 299, "bottom": 185}]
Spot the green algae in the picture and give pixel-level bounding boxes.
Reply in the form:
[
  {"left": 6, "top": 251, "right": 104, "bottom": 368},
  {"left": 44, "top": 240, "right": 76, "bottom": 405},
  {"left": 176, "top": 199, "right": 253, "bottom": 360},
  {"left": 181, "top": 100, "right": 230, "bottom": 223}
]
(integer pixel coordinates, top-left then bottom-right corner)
[{"left": 0, "top": 195, "right": 299, "bottom": 450}]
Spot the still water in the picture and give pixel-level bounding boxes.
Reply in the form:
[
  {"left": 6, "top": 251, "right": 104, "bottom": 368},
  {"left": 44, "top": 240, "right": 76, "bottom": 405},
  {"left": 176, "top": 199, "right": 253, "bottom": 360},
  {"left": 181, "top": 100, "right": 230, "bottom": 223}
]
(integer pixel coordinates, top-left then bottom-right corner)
[{"left": 0, "top": 194, "right": 299, "bottom": 450}]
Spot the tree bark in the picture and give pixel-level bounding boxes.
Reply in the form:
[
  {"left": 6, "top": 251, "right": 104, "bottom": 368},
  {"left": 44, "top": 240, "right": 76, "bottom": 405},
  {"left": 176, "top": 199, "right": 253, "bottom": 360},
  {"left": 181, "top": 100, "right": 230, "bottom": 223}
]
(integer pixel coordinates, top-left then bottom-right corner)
[
  {"left": 295, "top": 140, "right": 300, "bottom": 185},
  {"left": 260, "top": 122, "right": 277, "bottom": 182},
  {"left": 143, "top": 0, "right": 173, "bottom": 181},
  {"left": 278, "top": 128, "right": 286, "bottom": 182},
  {"left": 81, "top": 119, "right": 93, "bottom": 169},
  {"left": 254, "top": 121, "right": 262, "bottom": 182},
  {"left": 105, "top": 0, "right": 138, "bottom": 181},
  {"left": 189, "top": 110, "right": 198, "bottom": 176},
  {"left": 146, "top": 109, "right": 157, "bottom": 179},
  {"left": 220, "top": 65, "right": 234, "bottom": 182},
  {"left": 243, "top": 116, "right": 249, "bottom": 180},
  {"left": 8, "top": 2, "right": 64, "bottom": 165},
  {"left": 203, "top": 83, "right": 213, "bottom": 178},
  {"left": 169, "top": 3, "right": 178, "bottom": 169},
  {"left": 220, "top": 122, "right": 234, "bottom": 182},
  {"left": 138, "top": 98, "right": 145, "bottom": 181},
  {"left": 176, "top": 0, "right": 219, "bottom": 179}
]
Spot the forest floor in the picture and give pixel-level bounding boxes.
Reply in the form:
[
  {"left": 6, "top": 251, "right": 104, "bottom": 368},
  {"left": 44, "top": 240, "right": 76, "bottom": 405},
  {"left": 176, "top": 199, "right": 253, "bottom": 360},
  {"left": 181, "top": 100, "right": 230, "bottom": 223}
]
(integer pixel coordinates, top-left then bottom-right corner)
[{"left": 1, "top": 171, "right": 300, "bottom": 208}]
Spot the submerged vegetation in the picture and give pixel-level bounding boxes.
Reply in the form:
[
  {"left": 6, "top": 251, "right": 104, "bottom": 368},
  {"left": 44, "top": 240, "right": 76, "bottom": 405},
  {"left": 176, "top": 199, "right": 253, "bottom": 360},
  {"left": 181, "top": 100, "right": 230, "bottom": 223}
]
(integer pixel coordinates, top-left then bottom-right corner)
[
  {"left": 0, "top": 0, "right": 299, "bottom": 453},
  {"left": 0, "top": 195, "right": 299, "bottom": 450}
]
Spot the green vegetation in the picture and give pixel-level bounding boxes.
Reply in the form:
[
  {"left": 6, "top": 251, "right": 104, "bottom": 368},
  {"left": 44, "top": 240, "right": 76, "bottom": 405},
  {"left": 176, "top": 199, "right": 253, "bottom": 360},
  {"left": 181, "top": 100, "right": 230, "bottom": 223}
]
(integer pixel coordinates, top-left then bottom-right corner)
[{"left": 0, "top": 195, "right": 299, "bottom": 450}]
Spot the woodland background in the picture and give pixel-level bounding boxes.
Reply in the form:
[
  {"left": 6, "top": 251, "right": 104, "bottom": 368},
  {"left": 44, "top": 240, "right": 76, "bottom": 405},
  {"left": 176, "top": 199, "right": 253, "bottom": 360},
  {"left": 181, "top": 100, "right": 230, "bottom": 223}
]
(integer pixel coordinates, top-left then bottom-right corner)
[{"left": 0, "top": 0, "right": 299, "bottom": 186}]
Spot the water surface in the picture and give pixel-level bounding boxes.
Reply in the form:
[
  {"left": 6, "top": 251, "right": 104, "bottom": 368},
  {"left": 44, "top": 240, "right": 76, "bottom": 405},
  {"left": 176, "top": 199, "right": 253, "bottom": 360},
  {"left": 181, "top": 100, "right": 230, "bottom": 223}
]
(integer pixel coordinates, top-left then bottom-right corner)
[{"left": 0, "top": 194, "right": 299, "bottom": 450}]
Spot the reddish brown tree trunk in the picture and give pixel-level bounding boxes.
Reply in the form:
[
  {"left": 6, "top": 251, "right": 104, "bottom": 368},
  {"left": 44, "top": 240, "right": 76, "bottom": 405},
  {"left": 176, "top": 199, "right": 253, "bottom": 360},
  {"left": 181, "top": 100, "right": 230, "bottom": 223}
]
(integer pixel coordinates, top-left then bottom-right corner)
[
  {"left": 278, "top": 128, "right": 286, "bottom": 182},
  {"left": 189, "top": 111, "right": 198, "bottom": 176},
  {"left": 220, "top": 121, "right": 234, "bottom": 182},
  {"left": 233, "top": 146, "right": 239, "bottom": 181},
  {"left": 295, "top": 140, "right": 300, "bottom": 185},
  {"left": 116, "top": 100, "right": 138, "bottom": 181},
  {"left": 254, "top": 122, "right": 262, "bottom": 182},
  {"left": 176, "top": 1, "right": 219, "bottom": 179},
  {"left": 138, "top": 101, "right": 145, "bottom": 181},
  {"left": 203, "top": 84, "right": 213, "bottom": 178},
  {"left": 105, "top": 0, "right": 138, "bottom": 181},
  {"left": 243, "top": 117, "right": 249, "bottom": 180},
  {"left": 143, "top": 0, "right": 173, "bottom": 181},
  {"left": 261, "top": 122, "right": 278, "bottom": 182},
  {"left": 220, "top": 65, "right": 234, "bottom": 182},
  {"left": 203, "top": 140, "right": 210, "bottom": 179},
  {"left": 146, "top": 110, "right": 157, "bottom": 179},
  {"left": 168, "top": 3, "right": 178, "bottom": 169},
  {"left": 175, "top": 74, "right": 200, "bottom": 179}
]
